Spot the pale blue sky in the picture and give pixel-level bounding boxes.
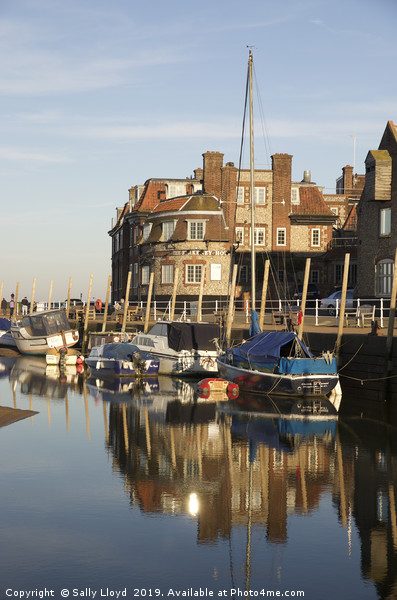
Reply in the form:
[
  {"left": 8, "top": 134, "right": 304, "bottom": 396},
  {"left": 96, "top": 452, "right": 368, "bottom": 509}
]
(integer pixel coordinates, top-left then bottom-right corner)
[{"left": 1, "top": 0, "right": 396, "bottom": 301}]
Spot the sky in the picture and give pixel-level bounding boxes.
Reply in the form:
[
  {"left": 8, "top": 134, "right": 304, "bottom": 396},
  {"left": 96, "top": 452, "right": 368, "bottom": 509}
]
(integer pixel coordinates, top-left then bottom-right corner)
[{"left": 1, "top": 0, "right": 397, "bottom": 302}]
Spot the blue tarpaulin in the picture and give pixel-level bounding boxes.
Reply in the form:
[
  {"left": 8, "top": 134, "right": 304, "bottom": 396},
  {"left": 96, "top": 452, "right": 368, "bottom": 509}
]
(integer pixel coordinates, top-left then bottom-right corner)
[{"left": 230, "top": 331, "right": 312, "bottom": 363}]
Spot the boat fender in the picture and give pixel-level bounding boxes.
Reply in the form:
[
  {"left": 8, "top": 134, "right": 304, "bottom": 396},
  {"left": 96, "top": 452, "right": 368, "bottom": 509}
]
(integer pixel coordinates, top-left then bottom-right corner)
[
  {"left": 76, "top": 364, "right": 84, "bottom": 373},
  {"left": 76, "top": 355, "right": 84, "bottom": 364},
  {"left": 198, "top": 381, "right": 211, "bottom": 398},
  {"left": 95, "top": 299, "right": 103, "bottom": 311},
  {"left": 227, "top": 382, "right": 239, "bottom": 399}
]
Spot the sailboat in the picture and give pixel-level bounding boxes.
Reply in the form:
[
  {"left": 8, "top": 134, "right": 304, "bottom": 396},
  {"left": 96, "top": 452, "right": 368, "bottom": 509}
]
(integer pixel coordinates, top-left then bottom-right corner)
[{"left": 217, "top": 51, "right": 339, "bottom": 398}]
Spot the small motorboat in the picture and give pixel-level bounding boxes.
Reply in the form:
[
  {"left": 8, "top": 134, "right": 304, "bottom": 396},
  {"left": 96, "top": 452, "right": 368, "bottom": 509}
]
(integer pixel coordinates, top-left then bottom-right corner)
[
  {"left": 10, "top": 309, "right": 79, "bottom": 355},
  {"left": 85, "top": 342, "right": 160, "bottom": 377}
]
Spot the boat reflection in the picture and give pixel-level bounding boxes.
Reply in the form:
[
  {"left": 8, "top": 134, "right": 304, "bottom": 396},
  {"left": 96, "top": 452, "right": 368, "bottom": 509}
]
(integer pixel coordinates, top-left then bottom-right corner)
[{"left": 8, "top": 355, "right": 84, "bottom": 399}]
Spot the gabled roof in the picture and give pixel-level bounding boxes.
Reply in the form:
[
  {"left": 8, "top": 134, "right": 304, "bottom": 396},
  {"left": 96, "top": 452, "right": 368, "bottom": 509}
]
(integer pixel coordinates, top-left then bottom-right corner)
[
  {"left": 291, "top": 187, "right": 335, "bottom": 217},
  {"left": 342, "top": 204, "right": 358, "bottom": 231},
  {"left": 151, "top": 193, "right": 220, "bottom": 215}
]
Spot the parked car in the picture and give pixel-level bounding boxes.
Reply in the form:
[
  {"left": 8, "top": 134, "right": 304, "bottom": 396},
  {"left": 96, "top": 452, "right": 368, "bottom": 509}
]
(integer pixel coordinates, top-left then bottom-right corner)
[
  {"left": 293, "top": 283, "right": 320, "bottom": 301},
  {"left": 320, "top": 289, "right": 354, "bottom": 316}
]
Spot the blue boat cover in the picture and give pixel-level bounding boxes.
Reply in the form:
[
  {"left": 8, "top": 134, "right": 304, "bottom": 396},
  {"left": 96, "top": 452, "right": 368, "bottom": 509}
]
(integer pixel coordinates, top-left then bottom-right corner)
[
  {"left": 230, "top": 331, "right": 313, "bottom": 363},
  {"left": 102, "top": 343, "right": 151, "bottom": 360},
  {"left": 278, "top": 356, "right": 337, "bottom": 375},
  {"left": 0, "top": 318, "right": 11, "bottom": 331}
]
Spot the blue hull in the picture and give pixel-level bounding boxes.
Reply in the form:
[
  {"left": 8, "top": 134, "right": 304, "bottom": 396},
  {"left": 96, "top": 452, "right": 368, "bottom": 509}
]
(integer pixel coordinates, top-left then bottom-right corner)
[{"left": 217, "top": 357, "right": 339, "bottom": 397}]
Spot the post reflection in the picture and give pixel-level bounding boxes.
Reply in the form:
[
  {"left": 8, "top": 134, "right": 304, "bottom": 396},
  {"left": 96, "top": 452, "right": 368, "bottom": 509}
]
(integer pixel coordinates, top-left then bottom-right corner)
[{"left": 2, "top": 352, "right": 397, "bottom": 598}]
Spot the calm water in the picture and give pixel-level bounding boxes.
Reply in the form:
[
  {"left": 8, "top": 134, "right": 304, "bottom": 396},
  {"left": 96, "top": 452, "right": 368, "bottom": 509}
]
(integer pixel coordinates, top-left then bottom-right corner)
[{"left": 1, "top": 356, "right": 397, "bottom": 600}]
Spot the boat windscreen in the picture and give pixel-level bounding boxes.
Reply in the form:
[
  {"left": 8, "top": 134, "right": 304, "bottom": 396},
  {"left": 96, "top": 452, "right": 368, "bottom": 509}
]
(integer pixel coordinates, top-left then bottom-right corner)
[
  {"left": 30, "top": 311, "right": 70, "bottom": 335},
  {"left": 167, "top": 323, "right": 221, "bottom": 352}
]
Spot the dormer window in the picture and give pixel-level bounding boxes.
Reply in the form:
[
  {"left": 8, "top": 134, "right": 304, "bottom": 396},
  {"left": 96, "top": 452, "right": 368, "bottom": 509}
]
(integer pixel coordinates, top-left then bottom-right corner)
[
  {"left": 162, "top": 221, "right": 176, "bottom": 240},
  {"left": 188, "top": 221, "right": 205, "bottom": 240},
  {"left": 142, "top": 224, "right": 152, "bottom": 241},
  {"left": 291, "top": 188, "right": 300, "bottom": 205}
]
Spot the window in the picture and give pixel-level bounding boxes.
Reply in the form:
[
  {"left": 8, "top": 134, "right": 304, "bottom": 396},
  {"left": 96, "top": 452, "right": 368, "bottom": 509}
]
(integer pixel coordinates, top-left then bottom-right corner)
[
  {"left": 239, "top": 265, "right": 248, "bottom": 283},
  {"left": 141, "top": 266, "right": 150, "bottom": 285},
  {"left": 310, "top": 270, "right": 320, "bottom": 284},
  {"left": 236, "top": 187, "right": 244, "bottom": 203},
  {"left": 142, "top": 224, "right": 151, "bottom": 241},
  {"left": 166, "top": 184, "right": 186, "bottom": 199},
  {"left": 186, "top": 264, "right": 202, "bottom": 283},
  {"left": 291, "top": 188, "right": 299, "bottom": 205},
  {"left": 210, "top": 263, "right": 221, "bottom": 281},
  {"left": 330, "top": 207, "right": 339, "bottom": 216},
  {"left": 254, "top": 227, "right": 266, "bottom": 245},
  {"left": 236, "top": 227, "right": 244, "bottom": 244},
  {"left": 311, "top": 228, "right": 320, "bottom": 247},
  {"left": 335, "top": 263, "right": 357, "bottom": 285},
  {"left": 277, "top": 228, "right": 286, "bottom": 246},
  {"left": 376, "top": 259, "right": 394, "bottom": 296},
  {"left": 133, "top": 263, "right": 138, "bottom": 288},
  {"left": 162, "top": 221, "right": 175, "bottom": 240},
  {"left": 254, "top": 187, "right": 266, "bottom": 204},
  {"left": 161, "top": 264, "right": 174, "bottom": 284},
  {"left": 380, "top": 208, "right": 391, "bottom": 236},
  {"left": 188, "top": 221, "right": 205, "bottom": 240}
]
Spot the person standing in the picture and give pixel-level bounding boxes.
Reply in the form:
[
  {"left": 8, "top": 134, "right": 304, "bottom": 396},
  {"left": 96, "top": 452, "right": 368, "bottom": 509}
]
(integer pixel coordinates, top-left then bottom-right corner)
[
  {"left": 21, "top": 296, "right": 29, "bottom": 315},
  {"left": 9, "top": 294, "right": 15, "bottom": 319},
  {"left": 1, "top": 298, "right": 7, "bottom": 316}
]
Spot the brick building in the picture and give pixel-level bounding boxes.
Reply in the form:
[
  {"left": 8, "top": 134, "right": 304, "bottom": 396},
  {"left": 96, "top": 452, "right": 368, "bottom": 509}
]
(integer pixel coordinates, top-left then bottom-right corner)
[
  {"left": 109, "top": 150, "right": 352, "bottom": 306},
  {"left": 356, "top": 120, "right": 397, "bottom": 297}
]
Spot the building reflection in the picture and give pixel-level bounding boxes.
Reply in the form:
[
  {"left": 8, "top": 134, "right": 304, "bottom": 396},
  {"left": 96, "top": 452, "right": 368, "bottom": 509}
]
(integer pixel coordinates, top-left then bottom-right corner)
[{"left": 3, "top": 353, "right": 397, "bottom": 599}]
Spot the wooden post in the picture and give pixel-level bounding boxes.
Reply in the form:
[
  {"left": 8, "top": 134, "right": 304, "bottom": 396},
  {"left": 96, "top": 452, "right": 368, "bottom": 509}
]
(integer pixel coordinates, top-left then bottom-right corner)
[
  {"left": 226, "top": 264, "right": 238, "bottom": 347},
  {"left": 14, "top": 282, "right": 19, "bottom": 320},
  {"left": 297, "top": 258, "right": 311, "bottom": 339},
  {"left": 0, "top": 281, "right": 3, "bottom": 308},
  {"left": 259, "top": 260, "right": 270, "bottom": 331},
  {"left": 66, "top": 277, "right": 72, "bottom": 318},
  {"left": 384, "top": 248, "right": 397, "bottom": 389},
  {"left": 29, "top": 277, "right": 36, "bottom": 314},
  {"left": 121, "top": 270, "right": 132, "bottom": 334},
  {"left": 335, "top": 253, "right": 350, "bottom": 365},
  {"left": 170, "top": 267, "right": 179, "bottom": 321},
  {"left": 101, "top": 275, "right": 112, "bottom": 333},
  {"left": 144, "top": 272, "right": 154, "bottom": 333},
  {"left": 82, "top": 274, "right": 93, "bottom": 355},
  {"left": 197, "top": 267, "right": 205, "bottom": 322},
  {"left": 48, "top": 280, "right": 53, "bottom": 311}
]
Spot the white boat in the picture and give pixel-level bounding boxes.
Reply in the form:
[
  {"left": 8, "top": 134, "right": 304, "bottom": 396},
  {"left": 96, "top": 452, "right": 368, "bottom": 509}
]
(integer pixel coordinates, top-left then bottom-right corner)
[
  {"left": 131, "top": 321, "right": 220, "bottom": 376},
  {"left": 85, "top": 342, "right": 160, "bottom": 377},
  {"left": 10, "top": 309, "right": 79, "bottom": 355}
]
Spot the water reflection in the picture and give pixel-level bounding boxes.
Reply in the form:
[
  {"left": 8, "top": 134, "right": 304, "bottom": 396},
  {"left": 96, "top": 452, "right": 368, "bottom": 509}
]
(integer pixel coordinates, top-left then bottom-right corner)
[{"left": 1, "top": 354, "right": 397, "bottom": 598}]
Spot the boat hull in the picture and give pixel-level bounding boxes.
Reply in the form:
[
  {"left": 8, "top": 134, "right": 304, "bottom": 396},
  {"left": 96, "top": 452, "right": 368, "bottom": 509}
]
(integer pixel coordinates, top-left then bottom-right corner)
[
  {"left": 11, "top": 328, "right": 79, "bottom": 354},
  {"left": 217, "top": 358, "right": 339, "bottom": 397},
  {"left": 85, "top": 357, "right": 159, "bottom": 377}
]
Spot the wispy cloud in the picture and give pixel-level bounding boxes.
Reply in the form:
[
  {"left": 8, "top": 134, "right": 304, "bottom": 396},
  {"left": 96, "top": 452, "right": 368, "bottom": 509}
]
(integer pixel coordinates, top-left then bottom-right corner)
[{"left": 0, "top": 147, "right": 70, "bottom": 163}]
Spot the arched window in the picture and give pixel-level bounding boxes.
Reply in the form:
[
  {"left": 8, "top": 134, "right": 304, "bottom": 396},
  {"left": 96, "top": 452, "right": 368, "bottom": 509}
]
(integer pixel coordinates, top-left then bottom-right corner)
[{"left": 375, "top": 259, "right": 394, "bottom": 296}]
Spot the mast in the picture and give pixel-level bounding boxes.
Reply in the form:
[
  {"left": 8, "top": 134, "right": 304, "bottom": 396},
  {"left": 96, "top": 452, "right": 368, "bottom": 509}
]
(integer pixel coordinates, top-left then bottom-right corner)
[{"left": 249, "top": 50, "right": 255, "bottom": 312}]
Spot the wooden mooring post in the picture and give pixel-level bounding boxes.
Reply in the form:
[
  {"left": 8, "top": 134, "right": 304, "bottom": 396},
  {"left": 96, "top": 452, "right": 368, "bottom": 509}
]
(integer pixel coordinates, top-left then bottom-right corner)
[
  {"left": 144, "top": 272, "right": 154, "bottom": 334},
  {"left": 297, "top": 258, "right": 311, "bottom": 340},
  {"left": 335, "top": 253, "right": 350, "bottom": 366},
  {"left": 226, "top": 264, "right": 238, "bottom": 347},
  {"left": 82, "top": 274, "right": 93, "bottom": 355},
  {"left": 259, "top": 260, "right": 270, "bottom": 331},
  {"left": 101, "top": 275, "right": 112, "bottom": 333}
]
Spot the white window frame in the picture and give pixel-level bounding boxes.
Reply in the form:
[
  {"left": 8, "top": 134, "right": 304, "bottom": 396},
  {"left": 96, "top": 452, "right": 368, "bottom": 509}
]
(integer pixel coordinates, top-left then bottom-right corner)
[
  {"left": 311, "top": 228, "right": 320, "bottom": 247},
  {"left": 330, "top": 207, "right": 339, "bottom": 216},
  {"left": 142, "top": 224, "right": 152, "bottom": 241},
  {"left": 376, "top": 259, "right": 394, "bottom": 296},
  {"left": 162, "top": 220, "right": 176, "bottom": 240},
  {"left": 188, "top": 221, "right": 205, "bottom": 240},
  {"left": 254, "top": 187, "right": 266, "bottom": 204},
  {"left": 166, "top": 184, "right": 186, "bottom": 199},
  {"left": 291, "top": 188, "right": 299, "bottom": 205},
  {"left": 161, "top": 264, "right": 174, "bottom": 284},
  {"left": 254, "top": 227, "right": 266, "bottom": 245},
  {"left": 380, "top": 208, "right": 391, "bottom": 236},
  {"left": 186, "top": 264, "right": 203, "bottom": 284},
  {"left": 141, "top": 266, "right": 150, "bottom": 285},
  {"left": 236, "top": 186, "right": 244, "bottom": 203},
  {"left": 236, "top": 227, "right": 244, "bottom": 244},
  {"left": 210, "top": 263, "right": 221, "bottom": 281},
  {"left": 276, "top": 228, "right": 286, "bottom": 246}
]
